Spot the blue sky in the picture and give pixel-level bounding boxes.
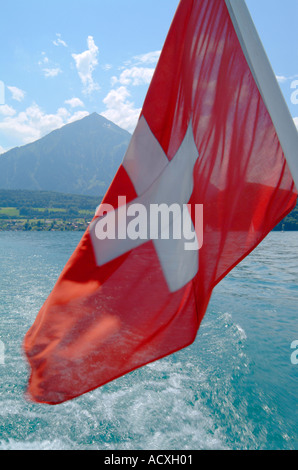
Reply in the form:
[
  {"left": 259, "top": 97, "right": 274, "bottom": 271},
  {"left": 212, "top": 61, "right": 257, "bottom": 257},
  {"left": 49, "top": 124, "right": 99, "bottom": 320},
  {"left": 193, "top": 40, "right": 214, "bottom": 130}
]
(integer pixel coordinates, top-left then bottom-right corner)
[{"left": 0, "top": 0, "right": 297, "bottom": 153}]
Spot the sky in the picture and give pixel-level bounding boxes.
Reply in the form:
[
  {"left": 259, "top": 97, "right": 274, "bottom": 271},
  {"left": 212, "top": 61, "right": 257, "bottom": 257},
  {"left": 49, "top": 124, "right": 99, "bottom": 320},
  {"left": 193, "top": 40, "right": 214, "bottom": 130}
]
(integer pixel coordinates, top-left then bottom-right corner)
[{"left": 0, "top": 0, "right": 297, "bottom": 154}]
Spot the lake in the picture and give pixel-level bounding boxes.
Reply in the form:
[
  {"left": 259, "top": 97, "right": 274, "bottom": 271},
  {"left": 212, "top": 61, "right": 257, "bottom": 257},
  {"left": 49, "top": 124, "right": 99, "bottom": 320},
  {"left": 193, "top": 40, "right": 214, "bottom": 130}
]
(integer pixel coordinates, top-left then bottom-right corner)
[{"left": 0, "top": 231, "right": 297, "bottom": 450}]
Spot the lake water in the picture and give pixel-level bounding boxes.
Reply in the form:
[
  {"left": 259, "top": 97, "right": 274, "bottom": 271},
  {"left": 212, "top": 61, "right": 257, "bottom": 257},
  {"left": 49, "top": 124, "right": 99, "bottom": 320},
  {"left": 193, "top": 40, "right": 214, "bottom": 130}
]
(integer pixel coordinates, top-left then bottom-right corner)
[{"left": 0, "top": 231, "right": 297, "bottom": 450}]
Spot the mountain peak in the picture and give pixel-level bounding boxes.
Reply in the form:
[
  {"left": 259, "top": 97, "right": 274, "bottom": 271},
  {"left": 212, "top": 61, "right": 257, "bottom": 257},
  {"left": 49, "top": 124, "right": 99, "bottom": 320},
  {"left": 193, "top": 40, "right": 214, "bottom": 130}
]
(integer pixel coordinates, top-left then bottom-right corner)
[{"left": 0, "top": 114, "right": 131, "bottom": 197}]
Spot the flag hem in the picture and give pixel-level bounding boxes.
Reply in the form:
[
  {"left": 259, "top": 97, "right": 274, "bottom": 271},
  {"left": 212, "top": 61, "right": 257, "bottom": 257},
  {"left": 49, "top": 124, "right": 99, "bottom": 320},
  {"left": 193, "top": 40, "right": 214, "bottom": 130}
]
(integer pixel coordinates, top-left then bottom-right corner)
[{"left": 225, "top": 0, "right": 298, "bottom": 191}]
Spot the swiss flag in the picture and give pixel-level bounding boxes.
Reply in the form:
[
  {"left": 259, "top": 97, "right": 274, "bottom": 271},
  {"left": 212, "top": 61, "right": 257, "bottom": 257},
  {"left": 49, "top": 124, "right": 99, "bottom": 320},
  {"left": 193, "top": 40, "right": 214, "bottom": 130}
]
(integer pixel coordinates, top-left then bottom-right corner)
[{"left": 24, "top": 0, "right": 297, "bottom": 404}]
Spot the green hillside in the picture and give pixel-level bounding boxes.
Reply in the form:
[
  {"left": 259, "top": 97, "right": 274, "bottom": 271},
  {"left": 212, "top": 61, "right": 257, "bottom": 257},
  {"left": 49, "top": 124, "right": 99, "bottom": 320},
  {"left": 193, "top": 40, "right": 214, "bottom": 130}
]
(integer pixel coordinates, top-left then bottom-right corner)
[{"left": 0, "top": 189, "right": 102, "bottom": 231}]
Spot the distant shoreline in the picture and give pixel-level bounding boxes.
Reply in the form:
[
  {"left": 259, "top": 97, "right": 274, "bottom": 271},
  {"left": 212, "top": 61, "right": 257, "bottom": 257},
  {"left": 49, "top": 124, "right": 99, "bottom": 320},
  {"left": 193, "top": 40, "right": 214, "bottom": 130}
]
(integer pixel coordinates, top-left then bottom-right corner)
[
  {"left": 0, "top": 220, "right": 297, "bottom": 232},
  {"left": 0, "top": 189, "right": 297, "bottom": 232},
  {"left": 0, "top": 189, "right": 97, "bottom": 233},
  {"left": 0, "top": 219, "right": 90, "bottom": 232}
]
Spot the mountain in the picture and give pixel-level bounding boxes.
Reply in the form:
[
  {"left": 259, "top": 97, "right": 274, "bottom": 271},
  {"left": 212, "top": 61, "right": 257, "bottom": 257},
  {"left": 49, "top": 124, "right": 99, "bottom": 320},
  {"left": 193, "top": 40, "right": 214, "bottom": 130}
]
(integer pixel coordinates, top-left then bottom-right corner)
[{"left": 0, "top": 113, "right": 131, "bottom": 196}]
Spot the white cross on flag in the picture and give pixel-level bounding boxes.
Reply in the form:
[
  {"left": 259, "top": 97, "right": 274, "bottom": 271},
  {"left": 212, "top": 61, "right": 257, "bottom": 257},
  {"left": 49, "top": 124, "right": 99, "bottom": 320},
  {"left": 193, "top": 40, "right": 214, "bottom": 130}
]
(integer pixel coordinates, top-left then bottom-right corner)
[
  {"left": 89, "top": 117, "right": 202, "bottom": 293},
  {"left": 24, "top": 0, "right": 298, "bottom": 404}
]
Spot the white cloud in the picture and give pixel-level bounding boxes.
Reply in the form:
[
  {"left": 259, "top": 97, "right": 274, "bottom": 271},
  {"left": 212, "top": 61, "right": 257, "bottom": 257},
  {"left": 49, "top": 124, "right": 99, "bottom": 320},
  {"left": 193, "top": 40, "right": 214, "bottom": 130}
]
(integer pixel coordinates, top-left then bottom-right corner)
[
  {"left": 7, "top": 86, "right": 25, "bottom": 102},
  {"left": 53, "top": 33, "right": 68, "bottom": 48},
  {"left": 102, "top": 64, "right": 112, "bottom": 71},
  {"left": 112, "top": 66, "right": 155, "bottom": 87},
  {"left": 293, "top": 117, "right": 298, "bottom": 130},
  {"left": 39, "top": 54, "right": 49, "bottom": 67},
  {"left": 0, "top": 103, "right": 89, "bottom": 147},
  {"left": 101, "top": 86, "right": 140, "bottom": 133},
  {"left": 43, "top": 67, "right": 62, "bottom": 78},
  {"left": 67, "top": 110, "right": 89, "bottom": 123},
  {"left": 0, "top": 145, "right": 6, "bottom": 154},
  {"left": 276, "top": 75, "right": 288, "bottom": 83},
  {"left": 0, "top": 104, "right": 66, "bottom": 143},
  {"left": 100, "top": 50, "right": 159, "bottom": 133},
  {"left": 133, "top": 50, "right": 161, "bottom": 65},
  {"left": 0, "top": 104, "right": 16, "bottom": 117},
  {"left": 276, "top": 74, "right": 298, "bottom": 83},
  {"left": 109, "top": 50, "right": 159, "bottom": 89},
  {"left": 123, "top": 50, "right": 161, "bottom": 68},
  {"left": 38, "top": 52, "right": 62, "bottom": 78},
  {"left": 72, "top": 36, "right": 99, "bottom": 94},
  {"left": 65, "top": 97, "right": 85, "bottom": 108}
]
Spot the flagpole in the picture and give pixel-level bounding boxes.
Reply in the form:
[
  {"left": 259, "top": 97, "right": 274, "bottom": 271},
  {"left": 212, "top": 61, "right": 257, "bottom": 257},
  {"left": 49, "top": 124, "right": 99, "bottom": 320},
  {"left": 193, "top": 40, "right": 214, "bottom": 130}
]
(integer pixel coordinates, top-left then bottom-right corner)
[{"left": 225, "top": 0, "right": 298, "bottom": 192}]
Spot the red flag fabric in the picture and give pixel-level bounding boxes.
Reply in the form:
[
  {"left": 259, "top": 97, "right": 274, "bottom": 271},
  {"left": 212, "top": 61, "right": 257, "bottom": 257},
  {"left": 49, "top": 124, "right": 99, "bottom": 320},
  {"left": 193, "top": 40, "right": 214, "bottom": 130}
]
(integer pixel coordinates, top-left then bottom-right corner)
[{"left": 24, "top": 0, "right": 297, "bottom": 404}]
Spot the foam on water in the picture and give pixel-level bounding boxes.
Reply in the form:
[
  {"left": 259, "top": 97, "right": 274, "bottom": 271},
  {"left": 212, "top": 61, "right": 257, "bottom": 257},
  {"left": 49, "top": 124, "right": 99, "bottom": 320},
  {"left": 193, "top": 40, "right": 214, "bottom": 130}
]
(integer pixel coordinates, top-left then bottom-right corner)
[{"left": 0, "top": 439, "right": 69, "bottom": 450}]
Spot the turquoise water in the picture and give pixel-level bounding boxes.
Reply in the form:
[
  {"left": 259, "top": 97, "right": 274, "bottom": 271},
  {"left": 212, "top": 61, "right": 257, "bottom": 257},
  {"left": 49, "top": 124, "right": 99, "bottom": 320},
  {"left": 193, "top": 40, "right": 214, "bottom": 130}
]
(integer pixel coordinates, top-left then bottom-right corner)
[{"left": 0, "top": 231, "right": 297, "bottom": 450}]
